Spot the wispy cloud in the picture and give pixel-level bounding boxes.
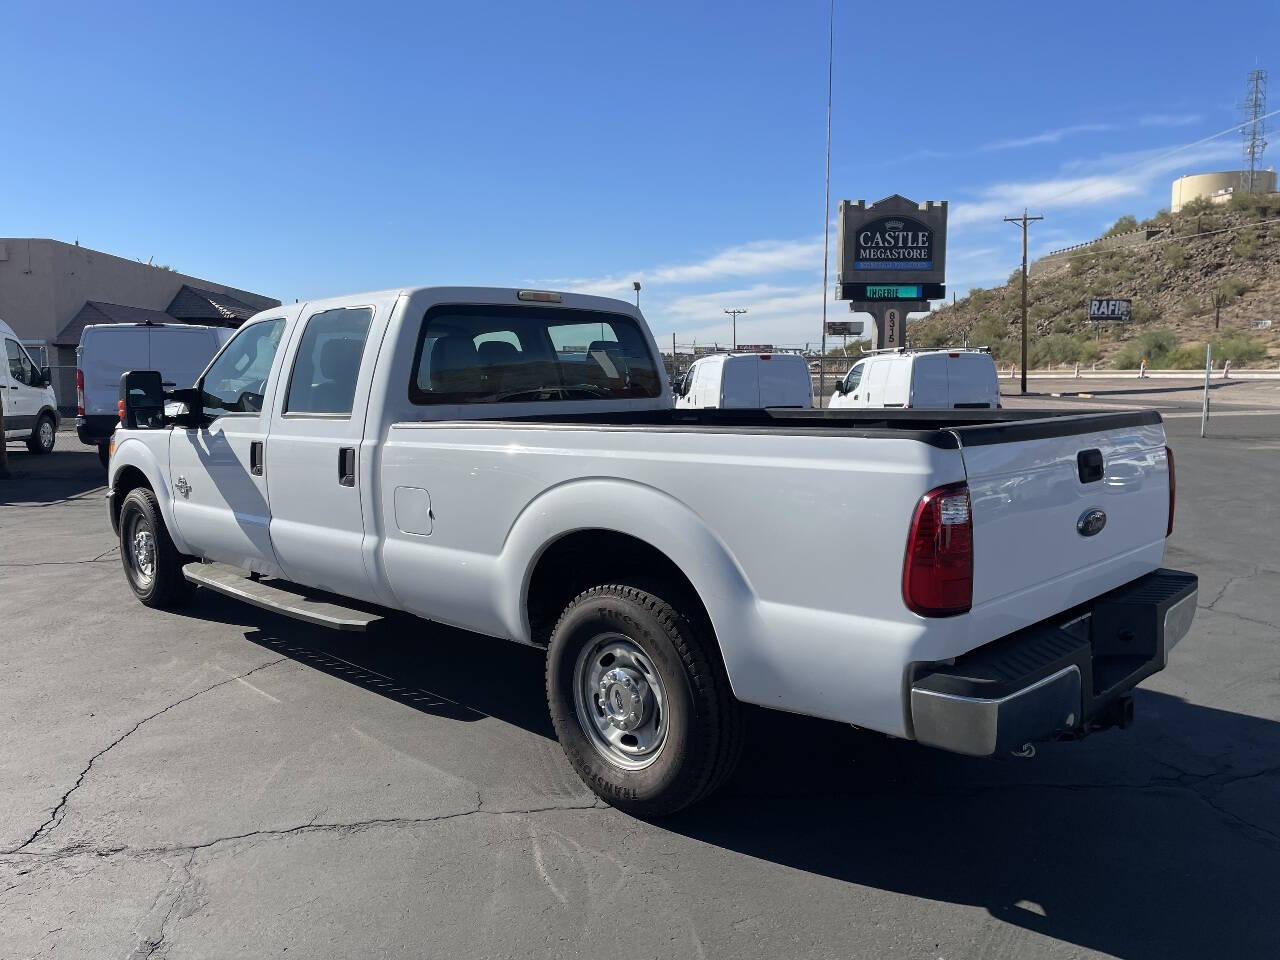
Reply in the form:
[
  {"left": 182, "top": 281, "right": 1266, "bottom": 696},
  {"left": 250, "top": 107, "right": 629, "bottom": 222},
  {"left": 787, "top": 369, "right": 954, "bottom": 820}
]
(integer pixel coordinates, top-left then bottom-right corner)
[
  {"left": 1140, "top": 113, "right": 1202, "bottom": 127},
  {"left": 980, "top": 123, "right": 1113, "bottom": 152}
]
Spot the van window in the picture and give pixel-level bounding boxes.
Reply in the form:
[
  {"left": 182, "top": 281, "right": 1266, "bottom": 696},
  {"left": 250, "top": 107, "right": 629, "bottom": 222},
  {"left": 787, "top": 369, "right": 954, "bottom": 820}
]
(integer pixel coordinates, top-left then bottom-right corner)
[
  {"left": 285, "top": 307, "right": 374, "bottom": 415},
  {"left": 5, "top": 339, "right": 37, "bottom": 386},
  {"left": 409, "top": 304, "right": 661, "bottom": 404},
  {"left": 200, "top": 319, "right": 285, "bottom": 414},
  {"left": 843, "top": 361, "right": 865, "bottom": 394}
]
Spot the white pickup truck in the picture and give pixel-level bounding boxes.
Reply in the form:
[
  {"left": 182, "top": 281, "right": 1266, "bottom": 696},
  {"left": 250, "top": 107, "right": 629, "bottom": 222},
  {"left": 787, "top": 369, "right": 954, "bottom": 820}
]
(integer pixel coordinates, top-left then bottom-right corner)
[{"left": 107, "top": 286, "right": 1197, "bottom": 815}]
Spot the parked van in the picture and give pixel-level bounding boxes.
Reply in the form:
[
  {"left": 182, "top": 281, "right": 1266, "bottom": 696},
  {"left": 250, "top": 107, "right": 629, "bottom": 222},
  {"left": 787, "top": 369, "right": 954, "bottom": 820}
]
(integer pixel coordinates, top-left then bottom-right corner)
[
  {"left": 77, "top": 323, "right": 233, "bottom": 465},
  {"left": 675, "top": 353, "right": 813, "bottom": 408},
  {"left": 829, "top": 348, "right": 1000, "bottom": 410},
  {"left": 1, "top": 318, "right": 60, "bottom": 454}
]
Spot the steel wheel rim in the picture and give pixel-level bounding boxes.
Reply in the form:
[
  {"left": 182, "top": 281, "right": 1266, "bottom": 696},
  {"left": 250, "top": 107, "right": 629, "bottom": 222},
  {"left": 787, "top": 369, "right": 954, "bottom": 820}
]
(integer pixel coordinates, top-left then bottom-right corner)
[
  {"left": 38, "top": 420, "right": 53, "bottom": 448},
  {"left": 572, "top": 632, "right": 669, "bottom": 770},
  {"left": 125, "top": 513, "right": 156, "bottom": 586}
]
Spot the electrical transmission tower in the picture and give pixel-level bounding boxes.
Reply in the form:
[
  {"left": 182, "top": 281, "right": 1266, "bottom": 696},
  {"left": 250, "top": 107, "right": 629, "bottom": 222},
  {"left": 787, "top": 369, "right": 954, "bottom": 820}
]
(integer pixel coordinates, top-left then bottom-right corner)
[{"left": 1241, "top": 69, "right": 1268, "bottom": 192}]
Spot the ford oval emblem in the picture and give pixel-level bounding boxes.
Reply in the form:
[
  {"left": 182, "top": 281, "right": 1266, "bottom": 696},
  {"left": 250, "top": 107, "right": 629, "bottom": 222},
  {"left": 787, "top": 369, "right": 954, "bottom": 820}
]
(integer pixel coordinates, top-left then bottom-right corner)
[{"left": 1077, "top": 508, "right": 1107, "bottom": 537}]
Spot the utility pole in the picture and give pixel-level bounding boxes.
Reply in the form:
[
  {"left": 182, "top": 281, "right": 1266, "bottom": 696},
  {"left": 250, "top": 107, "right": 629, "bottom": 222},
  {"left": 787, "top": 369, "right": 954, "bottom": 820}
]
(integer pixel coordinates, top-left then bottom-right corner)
[
  {"left": 1241, "top": 69, "right": 1268, "bottom": 192},
  {"left": 633, "top": 280, "right": 641, "bottom": 309},
  {"left": 818, "top": 0, "right": 835, "bottom": 400},
  {"left": 724, "top": 308, "right": 747, "bottom": 350},
  {"left": 1004, "top": 208, "right": 1043, "bottom": 395}
]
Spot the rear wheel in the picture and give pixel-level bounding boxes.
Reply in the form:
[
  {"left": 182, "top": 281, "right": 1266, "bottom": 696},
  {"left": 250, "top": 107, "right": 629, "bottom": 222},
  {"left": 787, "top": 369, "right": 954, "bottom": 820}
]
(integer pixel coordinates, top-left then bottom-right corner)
[
  {"left": 26, "top": 415, "right": 55, "bottom": 454},
  {"left": 118, "top": 488, "right": 195, "bottom": 608},
  {"left": 546, "top": 583, "right": 743, "bottom": 816}
]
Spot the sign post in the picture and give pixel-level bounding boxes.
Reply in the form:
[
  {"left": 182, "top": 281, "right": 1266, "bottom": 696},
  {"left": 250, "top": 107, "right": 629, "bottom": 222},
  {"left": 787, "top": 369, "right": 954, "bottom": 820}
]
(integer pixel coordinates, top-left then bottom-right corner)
[
  {"left": 1201, "top": 342, "right": 1212, "bottom": 438},
  {"left": 836, "top": 195, "right": 948, "bottom": 349}
]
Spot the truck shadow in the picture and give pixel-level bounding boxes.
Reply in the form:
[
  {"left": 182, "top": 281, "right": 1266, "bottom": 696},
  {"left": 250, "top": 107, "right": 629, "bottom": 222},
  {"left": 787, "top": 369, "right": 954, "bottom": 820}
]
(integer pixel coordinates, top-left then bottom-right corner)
[{"left": 216, "top": 597, "right": 1278, "bottom": 960}]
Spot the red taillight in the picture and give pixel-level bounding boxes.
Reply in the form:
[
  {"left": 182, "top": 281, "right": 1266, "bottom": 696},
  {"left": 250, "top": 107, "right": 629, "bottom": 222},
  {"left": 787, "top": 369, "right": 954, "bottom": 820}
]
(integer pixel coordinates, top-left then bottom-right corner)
[
  {"left": 1166, "top": 445, "right": 1175, "bottom": 537},
  {"left": 76, "top": 368, "right": 85, "bottom": 416},
  {"left": 903, "top": 482, "right": 973, "bottom": 617}
]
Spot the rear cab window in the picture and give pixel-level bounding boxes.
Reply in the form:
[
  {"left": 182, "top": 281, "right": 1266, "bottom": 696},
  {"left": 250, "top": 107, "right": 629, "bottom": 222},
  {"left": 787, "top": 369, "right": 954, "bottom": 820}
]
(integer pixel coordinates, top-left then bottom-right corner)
[
  {"left": 284, "top": 307, "right": 375, "bottom": 416},
  {"left": 409, "top": 304, "right": 661, "bottom": 405}
]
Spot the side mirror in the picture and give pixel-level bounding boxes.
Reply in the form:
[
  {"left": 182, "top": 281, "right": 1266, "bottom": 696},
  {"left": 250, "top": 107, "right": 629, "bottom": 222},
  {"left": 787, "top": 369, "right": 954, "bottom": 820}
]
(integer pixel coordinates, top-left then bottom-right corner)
[
  {"left": 39, "top": 366, "right": 52, "bottom": 387},
  {"left": 166, "top": 387, "right": 204, "bottom": 428},
  {"left": 120, "top": 370, "right": 166, "bottom": 429}
]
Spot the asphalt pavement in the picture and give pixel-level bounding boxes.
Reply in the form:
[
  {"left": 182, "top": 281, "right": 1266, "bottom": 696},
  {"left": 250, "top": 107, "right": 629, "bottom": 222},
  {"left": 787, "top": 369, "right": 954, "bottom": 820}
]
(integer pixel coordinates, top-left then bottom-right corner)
[{"left": 1, "top": 413, "right": 1278, "bottom": 960}]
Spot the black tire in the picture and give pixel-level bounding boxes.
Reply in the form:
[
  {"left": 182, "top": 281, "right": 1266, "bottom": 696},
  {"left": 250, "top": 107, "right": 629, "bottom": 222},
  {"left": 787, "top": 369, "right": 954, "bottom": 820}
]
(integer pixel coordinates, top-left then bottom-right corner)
[
  {"left": 546, "top": 583, "right": 743, "bottom": 817},
  {"left": 118, "top": 487, "right": 196, "bottom": 608},
  {"left": 26, "top": 414, "right": 56, "bottom": 454},
  {"left": 98, "top": 442, "right": 110, "bottom": 469}
]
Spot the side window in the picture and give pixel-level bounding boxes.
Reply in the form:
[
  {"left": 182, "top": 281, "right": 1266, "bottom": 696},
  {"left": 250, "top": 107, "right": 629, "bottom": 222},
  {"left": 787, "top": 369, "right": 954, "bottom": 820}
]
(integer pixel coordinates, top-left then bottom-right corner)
[
  {"left": 844, "top": 362, "right": 864, "bottom": 393},
  {"left": 5, "top": 339, "right": 35, "bottom": 386},
  {"left": 284, "top": 307, "right": 374, "bottom": 415},
  {"left": 200, "top": 319, "right": 285, "bottom": 414}
]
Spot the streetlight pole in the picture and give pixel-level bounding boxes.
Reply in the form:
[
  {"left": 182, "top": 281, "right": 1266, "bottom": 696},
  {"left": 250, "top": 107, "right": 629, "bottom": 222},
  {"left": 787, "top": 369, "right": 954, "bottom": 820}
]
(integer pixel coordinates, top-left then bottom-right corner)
[{"left": 724, "top": 308, "right": 747, "bottom": 350}]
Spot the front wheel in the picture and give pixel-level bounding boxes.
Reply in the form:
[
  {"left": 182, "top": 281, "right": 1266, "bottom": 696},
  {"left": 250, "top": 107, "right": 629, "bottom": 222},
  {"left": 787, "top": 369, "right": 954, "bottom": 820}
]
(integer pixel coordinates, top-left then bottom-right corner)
[
  {"left": 118, "top": 488, "right": 195, "bottom": 608},
  {"left": 546, "top": 583, "right": 743, "bottom": 816},
  {"left": 26, "top": 415, "right": 55, "bottom": 454}
]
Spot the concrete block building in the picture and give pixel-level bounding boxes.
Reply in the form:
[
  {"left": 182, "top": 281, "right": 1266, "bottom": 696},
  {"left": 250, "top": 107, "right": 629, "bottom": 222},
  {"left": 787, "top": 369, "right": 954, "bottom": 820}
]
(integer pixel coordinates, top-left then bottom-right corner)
[{"left": 0, "top": 238, "right": 279, "bottom": 409}]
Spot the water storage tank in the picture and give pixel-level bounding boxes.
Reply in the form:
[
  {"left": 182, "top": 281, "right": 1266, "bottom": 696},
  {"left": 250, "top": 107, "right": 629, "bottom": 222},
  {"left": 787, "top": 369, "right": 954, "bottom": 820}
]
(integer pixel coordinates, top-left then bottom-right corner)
[{"left": 1171, "top": 170, "right": 1277, "bottom": 212}]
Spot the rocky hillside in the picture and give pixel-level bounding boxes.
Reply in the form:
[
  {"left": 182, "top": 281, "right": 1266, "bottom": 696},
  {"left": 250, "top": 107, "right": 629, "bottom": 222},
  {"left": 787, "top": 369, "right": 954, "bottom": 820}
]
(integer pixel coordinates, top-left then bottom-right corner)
[{"left": 911, "top": 192, "right": 1280, "bottom": 368}]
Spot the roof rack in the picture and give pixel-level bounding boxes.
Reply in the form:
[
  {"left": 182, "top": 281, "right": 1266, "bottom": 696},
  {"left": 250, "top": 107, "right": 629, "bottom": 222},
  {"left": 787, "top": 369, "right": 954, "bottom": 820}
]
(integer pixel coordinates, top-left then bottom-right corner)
[{"left": 857, "top": 344, "right": 992, "bottom": 356}]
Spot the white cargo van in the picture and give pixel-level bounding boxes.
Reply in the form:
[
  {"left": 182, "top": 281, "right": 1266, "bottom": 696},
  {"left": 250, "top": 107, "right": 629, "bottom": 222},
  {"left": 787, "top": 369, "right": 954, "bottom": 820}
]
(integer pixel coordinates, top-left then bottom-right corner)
[
  {"left": 2, "top": 318, "right": 60, "bottom": 454},
  {"left": 829, "top": 348, "right": 999, "bottom": 410},
  {"left": 77, "top": 322, "right": 233, "bottom": 465},
  {"left": 675, "top": 353, "right": 813, "bottom": 408}
]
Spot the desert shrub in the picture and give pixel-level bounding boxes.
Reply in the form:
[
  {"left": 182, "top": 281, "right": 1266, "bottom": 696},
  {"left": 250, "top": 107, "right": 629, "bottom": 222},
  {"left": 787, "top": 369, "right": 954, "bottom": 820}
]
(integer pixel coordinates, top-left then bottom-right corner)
[
  {"left": 1216, "top": 276, "right": 1251, "bottom": 299},
  {"left": 1112, "top": 329, "right": 1176, "bottom": 369},
  {"left": 1069, "top": 251, "right": 1096, "bottom": 276},
  {"left": 1211, "top": 333, "right": 1268, "bottom": 366},
  {"left": 1164, "top": 243, "right": 1187, "bottom": 269},
  {"left": 1181, "top": 295, "right": 1203, "bottom": 317},
  {"left": 1030, "top": 333, "right": 1096, "bottom": 366},
  {"left": 1180, "top": 197, "right": 1214, "bottom": 216},
  {"left": 1167, "top": 344, "right": 1209, "bottom": 369},
  {"left": 1232, "top": 228, "right": 1260, "bottom": 259},
  {"left": 1104, "top": 215, "right": 1138, "bottom": 237}
]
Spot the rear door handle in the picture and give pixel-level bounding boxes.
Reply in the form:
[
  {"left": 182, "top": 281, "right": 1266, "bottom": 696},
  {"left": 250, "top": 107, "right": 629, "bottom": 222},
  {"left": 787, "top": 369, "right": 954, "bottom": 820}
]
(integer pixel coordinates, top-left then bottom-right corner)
[
  {"left": 338, "top": 447, "right": 356, "bottom": 487},
  {"left": 250, "top": 441, "right": 264, "bottom": 476}
]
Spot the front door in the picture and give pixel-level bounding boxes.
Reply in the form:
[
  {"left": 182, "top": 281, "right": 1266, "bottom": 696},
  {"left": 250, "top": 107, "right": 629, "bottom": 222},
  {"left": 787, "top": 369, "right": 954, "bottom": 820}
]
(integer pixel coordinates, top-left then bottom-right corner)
[
  {"left": 169, "top": 315, "right": 290, "bottom": 573},
  {"left": 266, "top": 302, "right": 382, "bottom": 602},
  {"left": 4, "top": 338, "right": 42, "bottom": 436}
]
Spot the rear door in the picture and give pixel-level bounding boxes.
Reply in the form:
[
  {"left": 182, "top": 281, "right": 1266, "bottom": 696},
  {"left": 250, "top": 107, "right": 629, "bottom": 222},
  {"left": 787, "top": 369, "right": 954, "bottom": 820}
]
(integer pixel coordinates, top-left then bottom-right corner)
[
  {"left": 720, "top": 356, "right": 759, "bottom": 407},
  {"left": 946, "top": 354, "right": 999, "bottom": 408},
  {"left": 266, "top": 299, "right": 391, "bottom": 601},
  {"left": 81, "top": 327, "right": 148, "bottom": 416},
  {"left": 909, "top": 354, "right": 949, "bottom": 408},
  {"left": 149, "top": 327, "right": 226, "bottom": 393},
  {"left": 759, "top": 355, "right": 812, "bottom": 408}
]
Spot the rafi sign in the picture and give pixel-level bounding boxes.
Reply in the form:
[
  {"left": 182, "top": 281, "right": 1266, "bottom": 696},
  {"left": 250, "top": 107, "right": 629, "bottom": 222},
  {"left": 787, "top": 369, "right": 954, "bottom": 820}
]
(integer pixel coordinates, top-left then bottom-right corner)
[
  {"left": 854, "top": 217, "right": 934, "bottom": 271},
  {"left": 1089, "top": 298, "right": 1132, "bottom": 321}
]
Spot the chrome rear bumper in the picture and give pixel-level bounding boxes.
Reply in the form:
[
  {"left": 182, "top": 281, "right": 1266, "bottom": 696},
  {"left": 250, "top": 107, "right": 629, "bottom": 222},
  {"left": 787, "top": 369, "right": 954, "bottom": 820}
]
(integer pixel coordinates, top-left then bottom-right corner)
[{"left": 911, "top": 568, "right": 1198, "bottom": 757}]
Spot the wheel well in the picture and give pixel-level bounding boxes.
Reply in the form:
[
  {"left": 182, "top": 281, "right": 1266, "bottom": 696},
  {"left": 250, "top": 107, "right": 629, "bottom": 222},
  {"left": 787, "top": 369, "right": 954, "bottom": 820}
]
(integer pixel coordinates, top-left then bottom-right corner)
[
  {"left": 526, "top": 530, "right": 713, "bottom": 646},
  {"left": 109, "top": 466, "right": 152, "bottom": 533}
]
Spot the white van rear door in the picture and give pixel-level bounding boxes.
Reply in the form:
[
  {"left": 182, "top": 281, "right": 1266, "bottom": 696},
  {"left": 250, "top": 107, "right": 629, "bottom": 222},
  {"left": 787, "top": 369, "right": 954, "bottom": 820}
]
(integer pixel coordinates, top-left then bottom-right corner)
[
  {"left": 947, "top": 353, "right": 999, "bottom": 408},
  {"left": 910, "top": 354, "right": 949, "bottom": 408},
  {"left": 720, "top": 356, "right": 760, "bottom": 407},
  {"left": 759, "top": 355, "right": 812, "bottom": 408},
  {"left": 80, "top": 327, "right": 148, "bottom": 416},
  {"left": 882, "top": 358, "right": 911, "bottom": 407},
  {"left": 149, "top": 327, "right": 225, "bottom": 392}
]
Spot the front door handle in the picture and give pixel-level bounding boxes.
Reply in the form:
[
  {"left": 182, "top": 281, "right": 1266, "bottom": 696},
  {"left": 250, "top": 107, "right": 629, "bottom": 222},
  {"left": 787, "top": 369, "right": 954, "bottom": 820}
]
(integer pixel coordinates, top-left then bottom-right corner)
[
  {"left": 250, "top": 441, "right": 264, "bottom": 476},
  {"left": 338, "top": 447, "right": 356, "bottom": 487}
]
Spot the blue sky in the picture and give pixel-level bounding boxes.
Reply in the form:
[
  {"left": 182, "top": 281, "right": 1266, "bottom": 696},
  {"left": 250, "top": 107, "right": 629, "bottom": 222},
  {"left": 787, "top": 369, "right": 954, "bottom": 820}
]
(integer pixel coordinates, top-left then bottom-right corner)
[{"left": 2, "top": 1, "right": 1275, "bottom": 347}]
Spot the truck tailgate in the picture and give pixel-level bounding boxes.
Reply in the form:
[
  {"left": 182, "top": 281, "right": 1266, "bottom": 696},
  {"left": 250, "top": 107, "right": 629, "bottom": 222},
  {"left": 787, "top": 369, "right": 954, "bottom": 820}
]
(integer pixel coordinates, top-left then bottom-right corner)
[{"left": 953, "top": 411, "right": 1171, "bottom": 626}]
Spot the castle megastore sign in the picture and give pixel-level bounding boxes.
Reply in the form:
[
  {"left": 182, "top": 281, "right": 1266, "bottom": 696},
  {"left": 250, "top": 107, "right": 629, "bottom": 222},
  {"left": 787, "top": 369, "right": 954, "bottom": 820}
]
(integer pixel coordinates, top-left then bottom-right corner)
[{"left": 854, "top": 218, "right": 934, "bottom": 271}]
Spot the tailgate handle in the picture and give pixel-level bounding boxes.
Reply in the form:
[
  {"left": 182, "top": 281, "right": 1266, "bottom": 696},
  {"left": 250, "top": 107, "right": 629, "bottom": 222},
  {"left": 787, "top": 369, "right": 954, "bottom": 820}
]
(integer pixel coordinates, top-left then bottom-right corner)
[{"left": 1077, "top": 449, "right": 1104, "bottom": 484}]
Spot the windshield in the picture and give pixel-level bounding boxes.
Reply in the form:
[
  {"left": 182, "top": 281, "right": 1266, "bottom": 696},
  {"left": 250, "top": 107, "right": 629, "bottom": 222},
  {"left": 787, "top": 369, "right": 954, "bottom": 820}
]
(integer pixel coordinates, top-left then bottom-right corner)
[{"left": 409, "top": 304, "right": 662, "bottom": 405}]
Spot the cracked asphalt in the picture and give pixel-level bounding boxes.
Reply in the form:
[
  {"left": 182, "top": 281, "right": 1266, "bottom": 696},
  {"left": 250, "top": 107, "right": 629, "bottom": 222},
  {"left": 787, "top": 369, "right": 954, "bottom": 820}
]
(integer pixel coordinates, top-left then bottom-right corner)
[{"left": 2, "top": 415, "right": 1278, "bottom": 960}]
